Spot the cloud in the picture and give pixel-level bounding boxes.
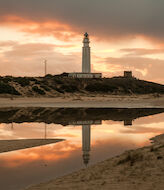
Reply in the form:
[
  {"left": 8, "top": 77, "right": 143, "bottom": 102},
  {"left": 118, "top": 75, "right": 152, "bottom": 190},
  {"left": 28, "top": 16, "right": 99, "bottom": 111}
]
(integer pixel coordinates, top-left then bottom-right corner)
[
  {"left": 120, "top": 126, "right": 164, "bottom": 135},
  {"left": 0, "top": 42, "right": 81, "bottom": 76},
  {"left": 120, "top": 48, "right": 164, "bottom": 56},
  {"left": 0, "top": 15, "right": 78, "bottom": 42},
  {"left": 1, "top": 40, "right": 164, "bottom": 83},
  {"left": 0, "top": 40, "right": 17, "bottom": 47},
  {"left": 0, "top": 0, "right": 164, "bottom": 42},
  {"left": 96, "top": 56, "right": 164, "bottom": 83}
]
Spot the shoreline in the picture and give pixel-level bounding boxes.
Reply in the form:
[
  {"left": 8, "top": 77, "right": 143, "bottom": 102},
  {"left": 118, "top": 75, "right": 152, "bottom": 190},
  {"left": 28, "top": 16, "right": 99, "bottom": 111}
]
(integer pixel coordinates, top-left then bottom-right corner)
[
  {"left": 0, "top": 94, "right": 164, "bottom": 108},
  {"left": 26, "top": 133, "right": 164, "bottom": 190},
  {"left": 0, "top": 139, "right": 64, "bottom": 154}
]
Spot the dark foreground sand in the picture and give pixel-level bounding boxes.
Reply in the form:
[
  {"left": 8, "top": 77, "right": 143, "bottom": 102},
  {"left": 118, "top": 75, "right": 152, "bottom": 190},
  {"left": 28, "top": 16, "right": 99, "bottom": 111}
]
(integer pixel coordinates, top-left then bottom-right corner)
[
  {"left": 0, "top": 139, "right": 64, "bottom": 153},
  {"left": 26, "top": 134, "right": 164, "bottom": 190},
  {"left": 1, "top": 94, "right": 164, "bottom": 108}
]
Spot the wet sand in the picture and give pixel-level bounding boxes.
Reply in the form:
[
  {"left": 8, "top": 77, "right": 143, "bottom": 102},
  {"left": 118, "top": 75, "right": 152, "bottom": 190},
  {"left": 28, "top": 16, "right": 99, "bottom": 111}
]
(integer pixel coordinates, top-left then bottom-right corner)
[
  {"left": 26, "top": 134, "right": 164, "bottom": 190},
  {"left": 0, "top": 94, "right": 164, "bottom": 108},
  {"left": 0, "top": 139, "right": 64, "bottom": 154}
]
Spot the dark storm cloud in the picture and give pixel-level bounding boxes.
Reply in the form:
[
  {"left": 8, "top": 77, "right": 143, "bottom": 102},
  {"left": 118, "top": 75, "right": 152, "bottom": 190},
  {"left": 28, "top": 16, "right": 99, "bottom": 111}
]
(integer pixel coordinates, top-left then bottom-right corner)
[{"left": 0, "top": 0, "right": 164, "bottom": 41}]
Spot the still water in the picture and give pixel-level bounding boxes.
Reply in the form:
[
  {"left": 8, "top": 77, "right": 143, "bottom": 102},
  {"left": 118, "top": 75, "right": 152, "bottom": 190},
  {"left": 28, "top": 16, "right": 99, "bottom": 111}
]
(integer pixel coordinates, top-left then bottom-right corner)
[{"left": 0, "top": 108, "right": 164, "bottom": 190}]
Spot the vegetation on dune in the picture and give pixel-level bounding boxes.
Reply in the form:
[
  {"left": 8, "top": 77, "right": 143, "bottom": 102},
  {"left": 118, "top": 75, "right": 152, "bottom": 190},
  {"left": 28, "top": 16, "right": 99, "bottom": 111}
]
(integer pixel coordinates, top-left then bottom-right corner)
[
  {"left": 0, "top": 75, "right": 164, "bottom": 96},
  {"left": 13, "top": 77, "right": 30, "bottom": 87},
  {"left": 40, "top": 85, "right": 51, "bottom": 92},
  {"left": 60, "top": 84, "right": 79, "bottom": 93},
  {"left": 85, "top": 78, "right": 164, "bottom": 94},
  {"left": 32, "top": 86, "right": 45, "bottom": 95},
  {"left": 0, "top": 82, "right": 20, "bottom": 95}
]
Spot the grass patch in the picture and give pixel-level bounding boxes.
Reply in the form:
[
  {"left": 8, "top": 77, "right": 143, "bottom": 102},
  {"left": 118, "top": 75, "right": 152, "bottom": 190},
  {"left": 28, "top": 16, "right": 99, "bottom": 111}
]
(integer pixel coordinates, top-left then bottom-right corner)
[{"left": 117, "top": 151, "right": 143, "bottom": 166}]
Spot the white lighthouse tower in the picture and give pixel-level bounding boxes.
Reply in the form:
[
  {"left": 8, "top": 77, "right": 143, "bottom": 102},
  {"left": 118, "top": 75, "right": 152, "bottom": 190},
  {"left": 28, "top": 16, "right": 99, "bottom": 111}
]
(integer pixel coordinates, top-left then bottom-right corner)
[
  {"left": 68, "top": 33, "right": 102, "bottom": 78},
  {"left": 82, "top": 32, "right": 91, "bottom": 73}
]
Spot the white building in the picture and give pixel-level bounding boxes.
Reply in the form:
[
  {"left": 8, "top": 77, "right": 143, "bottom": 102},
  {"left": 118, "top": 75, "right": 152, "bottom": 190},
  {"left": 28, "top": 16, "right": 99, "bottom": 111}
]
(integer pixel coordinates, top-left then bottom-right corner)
[
  {"left": 68, "top": 72, "right": 101, "bottom": 78},
  {"left": 68, "top": 33, "right": 102, "bottom": 78}
]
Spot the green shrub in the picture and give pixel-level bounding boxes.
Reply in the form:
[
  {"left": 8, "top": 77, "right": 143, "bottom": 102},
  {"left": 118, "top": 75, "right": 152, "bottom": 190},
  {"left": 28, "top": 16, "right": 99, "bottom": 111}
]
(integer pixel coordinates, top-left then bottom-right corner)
[
  {"left": 45, "top": 74, "right": 53, "bottom": 78},
  {"left": 56, "top": 88, "right": 64, "bottom": 93},
  {"left": 85, "top": 83, "right": 116, "bottom": 92},
  {"left": 54, "top": 78, "right": 63, "bottom": 84},
  {"left": 14, "top": 77, "right": 30, "bottom": 87},
  {"left": 0, "top": 82, "right": 20, "bottom": 95},
  {"left": 61, "top": 84, "right": 78, "bottom": 92},
  {"left": 28, "top": 77, "right": 37, "bottom": 82},
  {"left": 32, "top": 86, "right": 45, "bottom": 95},
  {"left": 40, "top": 85, "right": 50, "bottom": 91},
  {"left": 117, "top": 151, "right": 143, "bottom": 166},
  {"left": 34, "top": 80, "right": 41, "bottom": 85},
  {"left": 2, "top": 76, "right": 12, "bottom": 83}
]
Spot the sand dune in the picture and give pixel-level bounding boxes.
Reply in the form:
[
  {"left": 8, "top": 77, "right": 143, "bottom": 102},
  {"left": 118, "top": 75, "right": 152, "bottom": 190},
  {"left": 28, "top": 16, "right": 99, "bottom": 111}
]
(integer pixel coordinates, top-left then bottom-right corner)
[{"left": 26, "top": 134, "right": 164, "bottom": 190}]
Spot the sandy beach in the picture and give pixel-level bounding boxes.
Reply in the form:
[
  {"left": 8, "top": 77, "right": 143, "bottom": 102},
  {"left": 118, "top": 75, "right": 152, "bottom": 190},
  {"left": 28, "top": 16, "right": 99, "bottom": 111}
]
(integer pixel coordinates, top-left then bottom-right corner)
[
  {"left": 0, "top": 139, "right": 64, "bottom": 154},
  {"left": 0, "top": 94, "right": 164, "bottom": 108},
  {"left": 26, "top": 134, "right": 164, "bottom": 190}
]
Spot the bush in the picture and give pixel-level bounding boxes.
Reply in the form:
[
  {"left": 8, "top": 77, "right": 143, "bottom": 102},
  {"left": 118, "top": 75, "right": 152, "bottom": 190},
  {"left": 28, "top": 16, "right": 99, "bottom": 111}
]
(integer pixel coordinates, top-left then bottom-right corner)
[
  {"left": 32, "top": 86, "right": 45, "bottom": 95},
  {"left": 56, "top": 88, "right": 64, "bottom": 93},
  {"left": 61, "top": 84, "right": 78, "bottom": 92},
  {"left": 40, "top": 85, "right": 50, "bottom": 91},
  {"left": 14, "top": 77, "right": 30, "bottom": 87},
  {"left": 85, "top": 83, "right": 116, "bottom": 92},
  {"left": 2, "top": 76, "right": 12, "bottom": 83},
  {"left": 117, "top": 151, "right": 143, "bottom": 166},
  {"left": 34, "top": 80, "right": 41, "bottom": 85},
  {"left": 53, "top": 78, "right": 63, "bottom": 84},
  {"left": 45, "top": 74, "right": 53, "bottom": 78},
  {"left": 0, "top": 82, "right": 20, "bottom": 95}
]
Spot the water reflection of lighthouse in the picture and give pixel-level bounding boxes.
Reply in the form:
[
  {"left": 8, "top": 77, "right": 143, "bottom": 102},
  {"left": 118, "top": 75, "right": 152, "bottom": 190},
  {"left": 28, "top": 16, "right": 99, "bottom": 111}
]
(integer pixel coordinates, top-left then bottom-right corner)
[
  {"left": 69, "top": 120, "right": 101, "bottom": 166},
  {"left": 82, "top": 125, "right": 91, "bottom": 166}
]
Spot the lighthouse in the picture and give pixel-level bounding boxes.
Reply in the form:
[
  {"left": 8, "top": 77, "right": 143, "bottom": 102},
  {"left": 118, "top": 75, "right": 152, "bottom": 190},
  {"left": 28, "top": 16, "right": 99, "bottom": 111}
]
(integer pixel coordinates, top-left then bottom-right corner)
[
  {"left": 68, "top": 33, "right": 102, "bottom": 78},
  {"left": 82, "top": 32, "right": 91, "bottom": 73}
]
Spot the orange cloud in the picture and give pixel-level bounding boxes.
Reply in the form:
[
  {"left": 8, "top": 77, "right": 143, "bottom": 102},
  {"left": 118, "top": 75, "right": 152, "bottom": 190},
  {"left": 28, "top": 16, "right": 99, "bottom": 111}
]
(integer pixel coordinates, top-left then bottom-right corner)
[
  {"left": 0, "top": 141, "right": 81, "bottom": 168},
  {"left": 0, "top": 15, "right": 80, "bottom": 42},
  {"left": 120, "top": 48, "right": 164, "bottom": 56},
  {"left": 0, "top": 41, "right": 81, "bottom": 76}
]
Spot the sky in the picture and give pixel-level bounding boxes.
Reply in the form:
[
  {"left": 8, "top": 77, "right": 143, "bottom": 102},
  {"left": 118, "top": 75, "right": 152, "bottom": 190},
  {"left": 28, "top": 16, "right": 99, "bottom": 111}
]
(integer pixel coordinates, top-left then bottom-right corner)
[{"left": 0, "top": 0, "right": 164, "bottom": 83}]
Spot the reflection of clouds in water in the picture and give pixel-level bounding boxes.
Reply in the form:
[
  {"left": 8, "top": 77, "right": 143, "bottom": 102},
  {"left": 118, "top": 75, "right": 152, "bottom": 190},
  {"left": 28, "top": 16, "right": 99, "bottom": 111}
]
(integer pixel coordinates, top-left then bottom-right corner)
[
  {"left": 0, "top": 110, "right": 164, "bottom": 189},
  {"left": 134, "top": 113, "right": 164, "bottom": 125},
  {"left": 1, "top": 120, "right": 164, "bottom": 146},
  {"left": 1, "top": 114, "right": 164, "bottom": 190},
  {"left": 0, "top": 128, "right": 13, "bottom": 137},
  {"left": 120, "top": 123, "right": 164, "bottom": 135},
  {"left": 0, "top": 140, "right": 81, "bottom": 168},
  {"left": 1, "top": 115, "right": 164, "bottom": 168},
  {"left": 92, "top": 122, "right": 164, "bottom": 145},
  {"left": 0, "top": 123, "right": 66, "bottom": 140},
  {"left": 103, "top": 112, "right": 164, "bottom": 126}
]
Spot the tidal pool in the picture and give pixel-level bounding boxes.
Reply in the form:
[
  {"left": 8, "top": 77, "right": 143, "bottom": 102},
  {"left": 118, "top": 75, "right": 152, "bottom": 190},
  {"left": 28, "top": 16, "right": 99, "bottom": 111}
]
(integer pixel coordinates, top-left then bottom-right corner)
[{"left": 0, "top": 108, "right": 164, "bottom": 190}]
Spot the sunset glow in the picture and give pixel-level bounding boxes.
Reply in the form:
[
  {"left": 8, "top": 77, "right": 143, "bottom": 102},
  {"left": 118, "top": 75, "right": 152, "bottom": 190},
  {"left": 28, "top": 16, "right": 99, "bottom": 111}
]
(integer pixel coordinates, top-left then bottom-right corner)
[{"left": 0, "top": 1, "right": 164, "bottom": 83}]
